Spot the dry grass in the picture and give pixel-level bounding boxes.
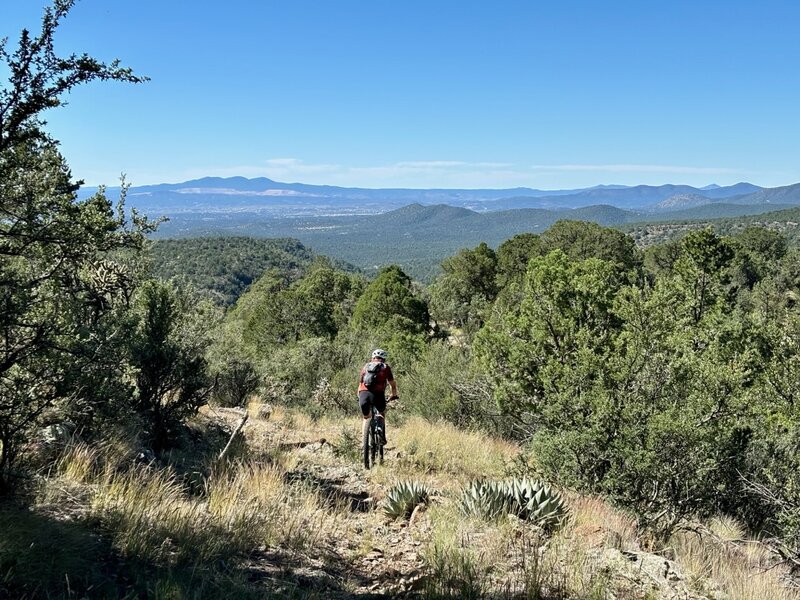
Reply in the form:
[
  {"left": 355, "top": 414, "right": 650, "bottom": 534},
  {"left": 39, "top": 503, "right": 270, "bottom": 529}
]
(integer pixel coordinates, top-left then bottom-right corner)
[
  {"left": 90, "top": 465, "right": 220, "bottom": 563},
  {"left": 390, "top": 416, "right": 518, "bottom": 484},
  {"left": 419, "top": 494, "right": 616, "bottom": 599},
  {"left": 55, "top": 441, "right": 100, "bottom": 483},
  {"left": 567, "top": 494, "right": 639, "bottom": 551},
  {"left": 670, "top": 518, "right": 800, "bottom": 600},
  {"left": 207, "top": 461, "right": 341, "bottom": 550},
  {"left": 87, "top": 459, "right": 345, "bottom": 565}
]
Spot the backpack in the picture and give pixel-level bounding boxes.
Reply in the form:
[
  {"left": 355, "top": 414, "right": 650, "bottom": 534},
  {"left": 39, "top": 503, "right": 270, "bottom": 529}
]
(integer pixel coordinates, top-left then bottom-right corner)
[{"left": 362, "top": 362, "right": 385, "bottom": 390}]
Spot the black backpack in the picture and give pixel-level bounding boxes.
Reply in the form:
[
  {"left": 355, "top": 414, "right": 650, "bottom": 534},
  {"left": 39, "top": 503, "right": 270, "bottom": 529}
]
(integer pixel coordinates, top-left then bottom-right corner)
[{"left": 362, "top": 362, "right": 385, "bottom": 390}]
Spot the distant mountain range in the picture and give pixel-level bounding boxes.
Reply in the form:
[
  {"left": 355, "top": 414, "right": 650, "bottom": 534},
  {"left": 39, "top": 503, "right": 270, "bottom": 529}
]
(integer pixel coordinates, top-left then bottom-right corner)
[{"left": 80, "top": 176, "right": 800, "bottom": 217}]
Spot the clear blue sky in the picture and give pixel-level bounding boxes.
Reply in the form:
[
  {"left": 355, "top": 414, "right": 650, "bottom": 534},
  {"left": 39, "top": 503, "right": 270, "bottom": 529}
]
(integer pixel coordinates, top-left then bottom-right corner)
[{"left": 2, "top": 0, "right": 799, "bottom": 189}]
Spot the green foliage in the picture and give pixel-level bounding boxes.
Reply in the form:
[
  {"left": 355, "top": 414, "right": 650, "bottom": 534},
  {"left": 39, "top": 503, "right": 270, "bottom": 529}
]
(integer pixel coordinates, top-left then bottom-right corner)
[
  {"left": 216, "top": 260, "right": 368, "bottom": 411},
  {"left": 128, "top": 281, "right": 219, "bottom": 450},
  {"left": 429, "top": 242, "right": 498, "bottom": 334},
  {"left": 496, "top": 232, "right": 543, "bottom": 287},
  {"left": 672, "top": 227, "right": 735, "bottom": 324},
  {"left": 735, "top": 226, "right": 788, "bottom": 265},
  {"left": 332, "top": 425, "right": 362, "bottom": 463},
  {"left": 259, "top": 337, "right": 337, "bottom": 407},
  {"left": 460, "top": 480, "right": 511, "bottom": 521},
  {"left": 0, "top": 3, "right": 150, "bottom": 481},
  {"left": 292, "top": 258, "right": 366, "bottom": 338},
  {"left": 351, "top": 265, "right": 429, "bottom": 336},
  {"left": 540, "top": 220, "right": 639, "bottom": 271},
  {"left": 727, "top": 227, "right": 788, "bottom": 295},
  {"left": 475, "top": 250, "right": 623, "bottom": 413},
  {"left": 236, "top": 261, "right": 365, "bottom": 355},
  {"left": 206, "top": 319, "right": 261, "bottom": 408},
  {"left": 382, "top": 480, "right": 433, "bottom": 519},
  {"left": 401, "top": 341, "right": 491, "bottom": 427},
  {"left": 471, "top": 232, "right": 793, "bottom": 538},
  {"left": 503, "top": 478, "right": 568, "bottom": 527},
  {"left": 460, "top": 478, "right": 567, "bottom": 529},
  {"left": 623, "top": 205, "right": 800, "bottom": 251},
  {"left": 148, "top": 237, "right": 318, "bottom": 306}
]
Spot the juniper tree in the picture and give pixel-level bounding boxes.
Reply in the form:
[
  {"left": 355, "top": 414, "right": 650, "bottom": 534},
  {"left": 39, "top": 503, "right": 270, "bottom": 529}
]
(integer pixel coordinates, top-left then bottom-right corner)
[{"left": 0, "top": 0, "right": 149, "bottom": 485}]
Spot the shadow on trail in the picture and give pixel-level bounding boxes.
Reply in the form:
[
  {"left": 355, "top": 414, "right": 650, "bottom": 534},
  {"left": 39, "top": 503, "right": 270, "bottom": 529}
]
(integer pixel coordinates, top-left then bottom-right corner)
[
  {"left": 285, "top": 467, "right": 372, "bottom": 513},
  {"left": 0, "top": 499, "right": 396, "bottom": 599}
]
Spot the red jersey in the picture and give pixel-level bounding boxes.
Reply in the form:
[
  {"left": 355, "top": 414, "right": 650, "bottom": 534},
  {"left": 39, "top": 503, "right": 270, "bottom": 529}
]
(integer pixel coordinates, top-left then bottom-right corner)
[{"left": 358, "top": 359, "right": 394, "bottom": 393}]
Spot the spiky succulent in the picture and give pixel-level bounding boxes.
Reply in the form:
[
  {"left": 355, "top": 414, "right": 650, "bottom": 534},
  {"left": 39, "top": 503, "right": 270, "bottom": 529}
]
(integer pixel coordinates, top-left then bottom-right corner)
[
  {"left": 508, "top": 478, "right": 568, "bottom": 528},
  {"left": 460, "top": 477, "right": 567, "bottom": 529},
  {"left": 382, "top": 481, "right": 432, "bottom": 519},
  {"left": 460, "top": 480, "right": 510, "bottom": 520}
]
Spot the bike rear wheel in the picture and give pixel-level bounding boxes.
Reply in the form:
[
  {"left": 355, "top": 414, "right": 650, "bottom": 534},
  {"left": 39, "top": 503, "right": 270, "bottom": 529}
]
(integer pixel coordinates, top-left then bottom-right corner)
[{"left": 370, "top": 426, "right": 379, "bottom": 466}]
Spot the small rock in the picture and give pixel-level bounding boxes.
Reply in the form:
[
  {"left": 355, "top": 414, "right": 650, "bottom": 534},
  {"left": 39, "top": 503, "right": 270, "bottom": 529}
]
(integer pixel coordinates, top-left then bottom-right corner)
[
  {"left": 135, "top": 448, "right": 156, "bottom": 464},
  {"left": 38, "top": 422, "right": 76, "bottom": 445},
  {"left": 409, "top": 504, "right": 427, "bottom": 527}
]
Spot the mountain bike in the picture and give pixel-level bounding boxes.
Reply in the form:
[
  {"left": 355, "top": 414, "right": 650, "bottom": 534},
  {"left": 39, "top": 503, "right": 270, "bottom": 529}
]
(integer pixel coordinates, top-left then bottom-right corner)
[{"left": 363, "top": 404, "right": 385, "bottom": 469}]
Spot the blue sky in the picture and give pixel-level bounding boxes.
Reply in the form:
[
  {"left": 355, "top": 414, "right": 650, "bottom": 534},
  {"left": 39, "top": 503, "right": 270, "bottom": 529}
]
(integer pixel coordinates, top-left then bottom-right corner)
[{"left": 2, "top": 0, "right": 799, "bottom": 189}]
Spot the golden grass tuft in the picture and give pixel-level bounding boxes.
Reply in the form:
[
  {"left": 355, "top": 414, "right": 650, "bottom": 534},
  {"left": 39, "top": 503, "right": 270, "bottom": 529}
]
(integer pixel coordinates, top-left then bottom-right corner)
[
  {"left": 670, "top": 521, "right": 800, "bottom": 600},
  {"left": 56, "top": 441, "right": 100, "bottom": 483},
  {"left": 391, "top": 416, "right": 518, "bottom": 484},
  {"left": 84, "top": 455, "right": 344, "bottom": 569},
  {"left": 206, "top": 460, "right": 337, "bottom": 550},
  {"left": 567, "top": 494, "right": 639, "bottom": 551},
  {"left": 708, "top": 514, "right": 746, "bottom": 542},
  {"left": 90, "top": 466, "right": 217, "bottom": 564}
]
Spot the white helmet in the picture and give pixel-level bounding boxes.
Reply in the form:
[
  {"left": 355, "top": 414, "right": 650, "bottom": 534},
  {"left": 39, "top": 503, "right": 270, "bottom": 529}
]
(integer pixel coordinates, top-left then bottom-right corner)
[{"left": 372, "top": 348, "right": 388, "bottom": 360}]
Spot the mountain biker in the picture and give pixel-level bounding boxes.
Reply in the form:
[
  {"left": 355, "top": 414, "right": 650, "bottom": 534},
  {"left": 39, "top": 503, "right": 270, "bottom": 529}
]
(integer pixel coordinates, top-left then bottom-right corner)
[{"left": 358, "top": 348, "right": 398, "bottom": 446}]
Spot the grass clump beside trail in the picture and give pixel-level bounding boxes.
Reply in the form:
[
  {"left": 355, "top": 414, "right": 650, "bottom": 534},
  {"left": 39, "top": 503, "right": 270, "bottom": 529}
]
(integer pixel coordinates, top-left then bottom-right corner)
[
  {"left": 391, "top": 416, "right": 518, "bottom": 483},
  {"left": 669, "top": 516, "right": 799, "bottom": 600}
]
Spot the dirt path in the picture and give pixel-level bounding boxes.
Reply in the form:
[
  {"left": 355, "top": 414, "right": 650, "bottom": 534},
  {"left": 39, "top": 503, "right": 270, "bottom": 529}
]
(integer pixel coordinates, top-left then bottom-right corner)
[{"left": 210, "top": 406, "right": 431, "bottom": 598}]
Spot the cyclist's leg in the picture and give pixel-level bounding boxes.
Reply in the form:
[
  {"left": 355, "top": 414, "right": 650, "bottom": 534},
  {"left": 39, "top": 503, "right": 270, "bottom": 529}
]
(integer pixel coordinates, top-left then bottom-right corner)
[
  {"left": 358, "top": 391, "right": 373, "bottom": 440},
  {"left": 373, "top": 392, "right": 387, "bottom": 445}
]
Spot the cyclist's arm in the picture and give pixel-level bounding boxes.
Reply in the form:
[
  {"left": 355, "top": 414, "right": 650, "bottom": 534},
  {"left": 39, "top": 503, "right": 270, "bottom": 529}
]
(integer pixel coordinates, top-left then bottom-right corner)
[{"left": 356, "top": 367, "right": 364, "bottom": 391}]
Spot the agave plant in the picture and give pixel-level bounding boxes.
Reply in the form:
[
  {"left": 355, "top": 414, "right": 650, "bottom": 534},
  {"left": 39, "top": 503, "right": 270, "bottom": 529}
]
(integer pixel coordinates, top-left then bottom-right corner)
[
  {"left": 525, "top": 483, "right": 568, "bottom": 528},
  {"left": 512, "top": 479, "right": 568, "bottom": 528},
  {"left": 460, "top": 477, "right": 568, "bottom": 529},
  {"left": 460, "top": 480, "right": 510, "bottom": 520},
  {"left": 382, "top": 481, "right": 432, "bottom": 519}
]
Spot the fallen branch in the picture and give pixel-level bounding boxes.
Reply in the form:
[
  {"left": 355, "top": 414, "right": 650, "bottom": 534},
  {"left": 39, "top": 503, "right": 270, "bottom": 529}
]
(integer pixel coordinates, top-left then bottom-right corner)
[{"left": 218, "top": 413, "right": 248, "bottom": 461}]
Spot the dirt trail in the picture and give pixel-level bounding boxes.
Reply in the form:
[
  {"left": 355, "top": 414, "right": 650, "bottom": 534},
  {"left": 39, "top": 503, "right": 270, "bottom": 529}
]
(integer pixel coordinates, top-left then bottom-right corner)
[{"left": 210, "top": 406, "right": 430, "bottom": 598}]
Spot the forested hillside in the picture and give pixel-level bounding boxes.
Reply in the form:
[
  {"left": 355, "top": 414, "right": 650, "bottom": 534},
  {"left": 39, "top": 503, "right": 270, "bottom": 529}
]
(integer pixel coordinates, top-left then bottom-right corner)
[
  {"left": 624, "top": 205, "right": 800, "bottom": 247},
  {"left": 154, "top": 201, "right": 799, "bottom": 281},
  {"left": 148, "top": 237, "right": 337, "bottom": 305}
]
